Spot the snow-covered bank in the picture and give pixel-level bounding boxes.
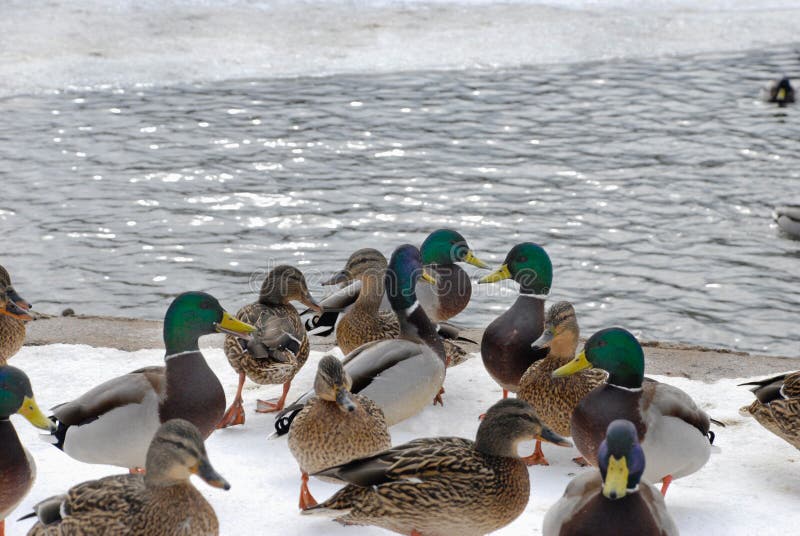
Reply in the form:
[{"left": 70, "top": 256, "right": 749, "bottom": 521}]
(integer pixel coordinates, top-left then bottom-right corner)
[
  {"left": 2, "top": 1, "right": 800, "bottom": 97},
  {"left": 6, "top": 344, "right": 799, "bottom": 535}
]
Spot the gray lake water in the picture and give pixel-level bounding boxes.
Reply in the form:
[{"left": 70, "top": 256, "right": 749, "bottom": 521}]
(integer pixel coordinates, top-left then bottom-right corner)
[{"left": 0, "top": 46, "right": 798, "bottom": 357}]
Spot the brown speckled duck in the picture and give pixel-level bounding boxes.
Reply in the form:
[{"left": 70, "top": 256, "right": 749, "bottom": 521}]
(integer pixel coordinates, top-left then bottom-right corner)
[
  {"left": 24, "top": 419, "right": 229, "bottom": 536},
  {"left": 288, "top": 355, "right": 391, "bottom": 510},
  {"left": 0, "top": 265, "right": 33, "bottom": 364},
  {"left": 739, "top": 371, "right": 800, "bottom": 449},
  {"left": 517, "top": 301, "right": 606, "bottom": 465},
  {"left": 479, "top": 242, "right": 552, "bottom": 398},
  {"left": 218, "top": 265, "right": 321, "bottom": 428},
  {"left": 303, "top": 398, "right": 570, "bottom": 536}
]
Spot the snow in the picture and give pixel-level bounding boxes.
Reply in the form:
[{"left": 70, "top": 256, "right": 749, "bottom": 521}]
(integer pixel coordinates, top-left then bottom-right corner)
[{"left": 5, "top": 343, "right": 800, "bottom": 535}]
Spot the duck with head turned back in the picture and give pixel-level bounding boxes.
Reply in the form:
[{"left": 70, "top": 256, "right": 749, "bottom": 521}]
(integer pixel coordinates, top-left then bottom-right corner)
[
  {"left": 543, "top": 419, "right": 678, "bottom": 536},
  {"left": 0, "top": 365, "right": 55, "bottom": 536},
  {"left": 478, "top": 242, "right": 552, "bottom": 398},
  {"left": 554, "top": 327, "right": 716, "bottom": 495},
  {"left": 45, "top": 292, "right": 256, "bottom": 471},
  {"left": 218, "top": 265, "right": 321, "bottom": 428},
  {"left": 739, "top": 370, "right": 800, "bottom": 450},
  {"left": 0, "top": 265, "right": 33, "bottom": 365},
  {"left": 303, "top": 398, "right": 570, "bottom": 536},
  {"left": 25, "top": 419, "right": 229, "bottom": 536}
]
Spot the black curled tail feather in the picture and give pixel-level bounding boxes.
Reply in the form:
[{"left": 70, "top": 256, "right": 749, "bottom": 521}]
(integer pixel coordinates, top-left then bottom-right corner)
[
  {"left": 304, "top": 310, "right": 340, "bottom": 337},
  {"left": 707, "top": 430, "right": 716, "bottom": 445},
  {"left": 274, "top": 404, "right": 304, "bottom": 436},
  {"left": 51, "top": 417, "right": 69, "bottom": 451}
]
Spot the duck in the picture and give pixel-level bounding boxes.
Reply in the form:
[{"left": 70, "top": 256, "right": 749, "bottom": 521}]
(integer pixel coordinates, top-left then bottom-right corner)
[
  {"left": 302, "top": 398, "right": 570, "bottom": 536},
  {"left": 274, "top": 244, "right": 447, "bottom": 435},
  {"left": 45, "top": 291, "right": 256, "bottom": 471},
  {"left": 324, "top": 248, "right": 469, "bottom": 366},
  {"left": 217, "top": 265, "right": 321, "bottom": 428},
  {"left": 765, "top": 76, "right": 795, "bottom": 106},
  {"left": 553, "top": 327, "right": 716, "bottom": 494},
  {"left": 0, "top": 365, "right": 55, "bottom": 536},
  {"left": 0, "top": 265, "right": 33, "bottom": 364},
  {"left": 478, "top": 242, "right": 552, "bottom": 398},
  {"left": 773, "top": 206, "right": 800, "bottom": 239},
  {"left": 288, "top": 354, "right": 391, "bottom": 510},
  {"left": 739, "top": 371, "right": 800, "bottom": 449},
  {"left": 24, "top": 419, "right": 229, "bottom": 536},
  {"left": 304, "top": 229, "right": 488, "bottom": 336},
  {"left": 517, "top": 301, "right": 606, "bottom": 466},
  {"left": 543, "top": 419, "right": 678, "bottom": 536}
]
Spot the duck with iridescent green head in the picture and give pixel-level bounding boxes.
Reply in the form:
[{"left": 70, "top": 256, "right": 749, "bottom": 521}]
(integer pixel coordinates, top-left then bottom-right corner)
[
  {"left": 0, "top": 264, "right": 33, "bottom": 365},
  {"left": 478, "top": 242, "right": 552, "bottom": 398},
  {"left": 44, "top": 292, "right": 256, "bottom": 471}
]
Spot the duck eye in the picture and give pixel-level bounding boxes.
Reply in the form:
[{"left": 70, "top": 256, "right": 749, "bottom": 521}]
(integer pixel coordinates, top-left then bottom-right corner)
[
  {"left": 199, "top": 301, "right": 212, "bottom": 310},
  {"left": 518, "top": 256, "right": 527, "bottom": 263}
]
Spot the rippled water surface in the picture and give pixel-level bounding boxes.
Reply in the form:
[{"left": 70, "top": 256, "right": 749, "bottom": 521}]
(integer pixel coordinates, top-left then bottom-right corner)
[{"left": 1, "top": 46, "right": 798, "bottom": 356}]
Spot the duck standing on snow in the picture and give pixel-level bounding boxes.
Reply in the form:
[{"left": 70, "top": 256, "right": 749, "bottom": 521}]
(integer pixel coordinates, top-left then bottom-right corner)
[
  {"left": 543, "top": 420, "right": 678, "bottom": 536},
  {"left": 553, "top": 327, "right": 717, "bottom": 494},
  {"left": 303, "top": 398, "right": 570, "bottom": 536},
  {"left": 288, "top": 355, "right": 391, "bottom": 510},
  {"left": 479, "top": 242, "right": 552, "bottom": 398},
  {"left": 45, "top": 292, "right": 255, "bottom": 471},
  {"left": 0, "top": 265, "right": 33, "bottom": 364},
  {"left": 0, "top": 365, "right": 56, "bottom": 536},
  {"left": 24, "top": 419, "right": 229, "bottom": 536},
  {"left": 739, "top": 371, "right": 800, "bottom": 449},
  {"left": 218, "top": 265, "right": 322, "bottom": 428},
  {"left": 517, "top": 301, "right": 606, "bottom": 466}
]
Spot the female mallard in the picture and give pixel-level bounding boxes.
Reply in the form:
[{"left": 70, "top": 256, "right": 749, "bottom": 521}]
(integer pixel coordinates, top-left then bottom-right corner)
[
  {"left": 324, "top": 248, "right": 469, "bottom": 366},
  {"left": 0, "top": 265, "right": 33, "bottom": 364},
  {"left": 554, "top": 327, "right": 716, "bottom": 494},
  {"left": 45, "top": 292, "right": 255, "bottom": 470},
  {"left": 479, "top": 242, "right": 552, "bottom": 397},
  {"left": 0, "top": 365, "right": 55, "bottom": 536},
  {"left": 543, "top": 420, "right": 678, "bottom": 536},
  {"left": 275, "top": 244, "right": 447, "bottom": 434},
  {"left": 517, "top": 301, "right": 606, "bottom": 466},
  {"left": 765, "top": 77, "right": 795, "bottom": 106},
  {"left": 739, "top": 371, "right": 800, "bottom": 449},
  {"left": 774, "top": 206, "right": 800, "bottom": 239},
  {"left": 288, "top": 355, "right": 391, "bottom": 510},
  {"left": 218, "top": 265, "right": 321, "bottom": 428},
  {"left": 25, "top": 419, "right": 229, "bottom": 536},
  {"left": 303, "top": 398, "right": 570, "bottom": 536}
]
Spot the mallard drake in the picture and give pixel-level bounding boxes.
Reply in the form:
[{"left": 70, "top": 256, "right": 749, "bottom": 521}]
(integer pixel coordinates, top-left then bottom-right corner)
[
  {"left": 45, "top": 291, "right": 255, "bottom": 470},
  {"left": 0, "top": 265, "right": 33, "bottom": 364},
  {"left": 288, "top": 355, "right": 391, "bottom": 510},
  {"left": 765, "top": 77, "right": 795, "bottom": 106},
  {"left": 553, "top": 327, "right": 716, "bottom": 494},
  {"left": 478, "top": 242, "right": 552, "bottom": 397},
  {"left": 543, "top": 419, "right": 678, "bottom": 536},
  {"left": 517, "top": 301, "right": 606, "bottom": 466},
  {"left": 25, "top": 419, "right": 229, "bottom": 536},
  {"left": 774, "top": 206, "right": 800, "bottom": 239},
  {"left": 739, "top": 371, "right": 800, "bottom": 449},
  {"left": 303, "top": 398, "right": 570, "bottom": 536},
  {"left": 324, "top": 248, "right": 469, "bottom": 367},
  {"left": 0, "top": 365, "right": 55, "bottom": 536},
  {"left": 218, "top": 265, "right": 321, "bottom": 428},
  {"left": 275, "top": 244, "right": 447, "bottom": 434}
]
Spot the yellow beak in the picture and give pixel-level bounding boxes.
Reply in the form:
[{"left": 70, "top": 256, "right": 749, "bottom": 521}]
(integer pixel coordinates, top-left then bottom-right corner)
[
  {"left": 216, "top": 312, "right": 257, "bottom": 339},
  {"left": 602, "top": 455, "right": 630, "bottom": 500},
  {"left": 552, "top": 350, "right": 592, "bottom": 377},
  {"left": 478, "top": 264, "right": 512, "bottom": 284},
  {"left": 18, "top": 396, "right": 56, "bottom": 431},
  {"left": 419, "top": 269, "right": 437, "bottom": 285},
  {"left": 777, "top": 87, "right": 787, "bottom": 101},
  {"left": 464, "top": 250, "right": 490, "bottom": 269}
]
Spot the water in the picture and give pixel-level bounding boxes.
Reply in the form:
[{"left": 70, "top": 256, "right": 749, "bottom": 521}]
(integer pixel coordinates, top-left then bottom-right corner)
[{"left": 0, "top": 45, "right": 798, "bottom": 356}]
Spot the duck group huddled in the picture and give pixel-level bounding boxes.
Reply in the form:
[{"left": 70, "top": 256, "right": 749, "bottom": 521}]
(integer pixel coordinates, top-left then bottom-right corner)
[{"left": 1, "top": 227, "right": 798, "bottom": 536}]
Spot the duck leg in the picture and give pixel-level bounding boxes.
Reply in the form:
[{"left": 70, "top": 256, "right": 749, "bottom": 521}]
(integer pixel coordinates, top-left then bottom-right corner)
[
  {"left": 299, "top": 472, "right": 318, "bottom": 510},
  {"left": 521, "top": 440, "right": 549, "bottom": 466},
  {"left": 410, "top": 531, "right": 423, "bottom": 536},
  {"left": 433, "top": 387, "right": 445, "bottom": 406},
  {"left": 1, "top": 519, "right": 5, "bottom": 536},
  {"left": 503, "top": 389, "right": 509, "bottom": 399},
  {"left": 660, "top": 475, "right": 673, "bottom": 496},
  {"left": 257, "top": 381, "right": 291, "bottom": 413},
  {"left": 217, "top": 372, "right": 247, "bottom": 428},
  {"left": 129, "top": 467, "right": 146, "bottom": 474},
  {"left": 572, "top": 456, "right": 589, "bottom": 467}
]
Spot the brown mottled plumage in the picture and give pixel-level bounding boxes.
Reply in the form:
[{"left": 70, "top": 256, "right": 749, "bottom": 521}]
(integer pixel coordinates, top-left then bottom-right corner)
[
  {"left": 0, "top": 265, "right": 31, "bottom": 364},
  {"left": 740, "top": 371, "right": 800, "bottom": 449},
  {"left": 25, "top": 420, "right": 229, "bottom": 536},
  {"left": 304, "top": 398, "right": 571, "bottom": 536}
]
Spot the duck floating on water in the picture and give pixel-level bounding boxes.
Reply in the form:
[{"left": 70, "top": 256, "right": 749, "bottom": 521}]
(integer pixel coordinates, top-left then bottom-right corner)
[
  {"left": 773, "top": 206, "right": 800, "bottom": 239},
  {"left": 765, "top": 77, "right": 795, "bottom": 106}
]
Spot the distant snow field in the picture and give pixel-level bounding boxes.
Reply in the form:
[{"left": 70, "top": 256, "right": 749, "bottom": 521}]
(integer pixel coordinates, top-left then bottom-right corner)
[{"left": 6, "top": 344, "right": 799, "bottom": 535}]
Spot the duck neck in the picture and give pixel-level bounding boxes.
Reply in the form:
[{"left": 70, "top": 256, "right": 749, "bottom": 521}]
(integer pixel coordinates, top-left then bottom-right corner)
[
  {"left": 398, "top": 302, "right": 446, "bottom": 362},
  {"left": 259, "top": 277, "right": 287, "bottom": 306},
  {"left": 0, "top": 419, "right": 26, "bottom": 468},
  {"left": 354, "top": 271, "right": 385, "bottom": 312},
  {"left": 474, "top": 416, "right": 520, "bottom": 458},
  {"left": 164, "top": 329, "right": 200, "bottom": 357}
]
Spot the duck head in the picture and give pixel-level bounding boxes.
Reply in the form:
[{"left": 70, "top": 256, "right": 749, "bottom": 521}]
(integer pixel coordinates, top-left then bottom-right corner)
[
  {"left": 0, "top": 365, "right": 55, "bottom": 431},
  {"left": 531, "top": 301, "right": 579, "bottom": 357},
  {"left": 478, "top": 242, "right": 552, "bottom": 296},
  {"left": 553, "top": 327, "right": 644, "bottom": 389},
  {"left": 314, "top": 355, "right": 357, "bottom": 413},
  {"left": 260, "top": 265, "right": 322, "bottom": 314},
  {"left": 0, "top": 264, "right": 32, "bottom": 317},
  {"left": 322, "top": 248, "right": 387, "bottom": 286},
  {"left": 163, "top": 292, "right": 256, "bottom": 355},
  {"left": 385, "top": 244, "right": 436, "bottom": 312},
  {"left": 475, "top": 398, "right": 571, "bottom": 458},
  {"left": 599, "top": 419, "right": 646, "bottom": 500},
  {"left": 420, "top": 229, "right": 488, "bottom": 268}
]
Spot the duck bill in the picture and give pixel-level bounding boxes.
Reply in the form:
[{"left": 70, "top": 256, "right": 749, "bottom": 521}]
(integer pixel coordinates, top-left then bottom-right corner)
[
  {"left": 322, "top": 270, "right": 350, "bottom": 286},
  {"left": 602, "top": 455, "right": 629, "bottom": 500},
  {"left": 18, "top": 396, "right": 56, "bottom": 431},
  {"left": 463, "top": 250, "right": 490, "bottom": 269},
  {"left": 478, "top": 264, "right": 511, "bottom": 284},
  {"left": 777, "top": 87, "right": 787, "bottom": 101},
  {"left": 531, "top": 328, "right": 554, "bottom": 350},
  {"left": 552, "top": 350, "right": 591, "bottom": 378},
  {"left": 299, "top": 292, "right": 323, "bottom": 315},
  {"left": 215, "top": 312, "right": 257, "bottom": 340},
  {"left": 538, "top": 427, "right": 572, "bottom": 448},
  {"left": 419, "top": 268, "right": 437, "bottom": 285},
  {"left": 335, "top": 386, "right": 357, "bottom": 413},
  {"left": 7, "top": 287, "right": 31, "bottom": 310},
  {"left": 193, "top": 459, "right": 231, "bottom": 491},
  {"left": 1, "top": 300, "right": 33, "bottom": 322}
]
